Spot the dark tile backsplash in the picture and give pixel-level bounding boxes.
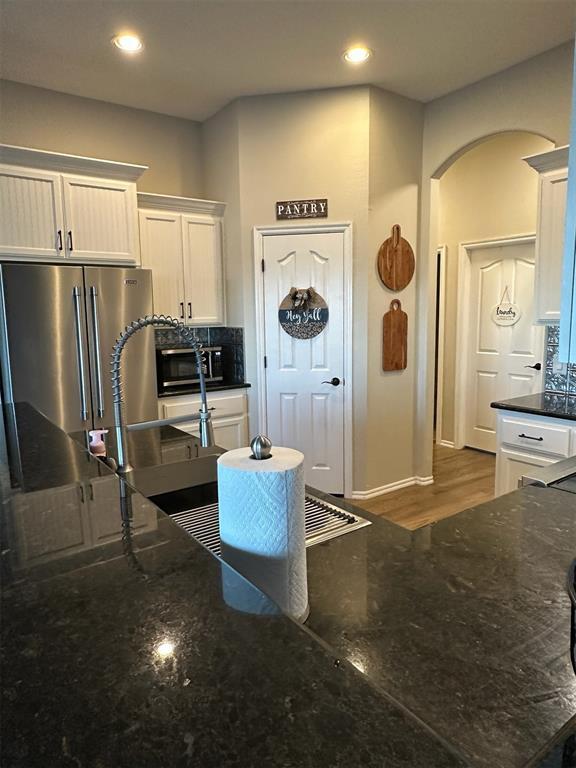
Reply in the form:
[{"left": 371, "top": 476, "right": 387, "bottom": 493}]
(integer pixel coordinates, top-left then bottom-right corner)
[
  {"left": 544, "top": 325, "right": 572, "bottom": 394},
  {"left": 154, "top": 326, "right": 245, "bottom": 384}
]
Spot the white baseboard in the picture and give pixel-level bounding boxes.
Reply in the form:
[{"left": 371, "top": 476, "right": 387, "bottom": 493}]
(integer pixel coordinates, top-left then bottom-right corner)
[
  {"left": 438, "top": 439, "right": 456, "bottom": 449},
  {"left": 352, "top": 475, "right": 434, "bottom": 500}
]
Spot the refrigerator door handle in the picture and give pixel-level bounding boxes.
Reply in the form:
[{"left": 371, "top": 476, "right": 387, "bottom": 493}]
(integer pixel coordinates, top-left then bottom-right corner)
[
  {"left": 72, "top": 286, "right": 89, "bottom": 422},
  {"left": 89, "top": 285, "right": 105, "bottom": 418}
]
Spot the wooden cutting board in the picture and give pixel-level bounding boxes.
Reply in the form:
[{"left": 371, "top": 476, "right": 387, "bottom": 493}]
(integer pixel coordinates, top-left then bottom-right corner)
[
  {"left": 377, "top": 224, "right": 415, "bottom": 291},
  {"left": 383, "top": 299, "right": 408, "bottom": 371}
]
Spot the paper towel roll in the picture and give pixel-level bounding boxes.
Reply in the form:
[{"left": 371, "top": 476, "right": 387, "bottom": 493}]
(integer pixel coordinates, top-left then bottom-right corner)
[{"left": 217, "top": 446, "right": 308, "bottom": 622}]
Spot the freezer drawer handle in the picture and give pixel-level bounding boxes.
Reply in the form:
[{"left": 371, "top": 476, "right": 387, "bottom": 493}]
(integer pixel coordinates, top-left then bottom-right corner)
[
  {"left": 518, "top": 433, "right": 544, "bottom": 441},
  {"left": 73, "top": 286, "right": 89, "bottom": 421},
  {"left": 90, "top": 285, "right": 105, "bottom": 418}
]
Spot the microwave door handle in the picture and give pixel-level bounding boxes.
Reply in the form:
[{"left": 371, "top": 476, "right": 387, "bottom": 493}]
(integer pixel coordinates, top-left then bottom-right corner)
[
  {"left": 89, "top": 286, "right": 105, "bottom": 418},
  {"left": 72, "top": 287, "right": 89, "bottom": 422}
]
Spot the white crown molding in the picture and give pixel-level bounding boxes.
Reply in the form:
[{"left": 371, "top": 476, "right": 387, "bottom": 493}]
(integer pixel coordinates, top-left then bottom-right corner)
[
  {"left": 0, "top": 144, "right": 148, "bottom": 181},
  {"left": 523, "top": 145, "right": 569, "bottom": 173},
  {"left": 137, "top": 192, "right": 226, "bottom": 216}
]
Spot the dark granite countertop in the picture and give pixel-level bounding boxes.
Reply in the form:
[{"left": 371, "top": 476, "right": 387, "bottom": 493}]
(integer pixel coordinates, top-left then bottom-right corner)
[
  {"left": 491, "top": 392, "right": 576, "bottom": 421},
  {"left": 2, "top": 404, "right": 575, "bottom": 767},
  {"left": 158, "top": 381, "right": 251, "bottom": 398},
  {"left": 0, "top": 404, "right": 467, "bottom": 768},
  {"left": 306, "top": 489, "right": 576, "bottom": 768}
]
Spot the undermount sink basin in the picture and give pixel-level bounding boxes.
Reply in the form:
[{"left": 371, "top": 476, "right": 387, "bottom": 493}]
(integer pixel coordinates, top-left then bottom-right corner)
[{"left": 125, "top": 454, "right": 219, "bottom": 498}]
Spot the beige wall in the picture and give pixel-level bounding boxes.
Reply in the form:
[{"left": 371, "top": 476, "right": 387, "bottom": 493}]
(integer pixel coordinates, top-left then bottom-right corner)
[
  {"left": 415, "top": 42, "right": 574, "bottom": 477},
  {"left": 203, "top": 85, "right": 424, "bottom": 493},
  {"left": 437, "top": 131, "right": 553, "bottom": 444},
  {"left": 0, "top": 80, "right": 204, "bottom": 196},
  {"left": 367, "top": 87, "right": 424, "bottom": 488},
  {"left": 202, "top": 100, "right": 243, "bottom": 325}
]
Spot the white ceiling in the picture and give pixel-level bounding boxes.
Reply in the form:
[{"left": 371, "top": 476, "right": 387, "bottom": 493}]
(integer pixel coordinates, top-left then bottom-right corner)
[{"left": 1, "top": 0, "right": 574, "bottom": 122}]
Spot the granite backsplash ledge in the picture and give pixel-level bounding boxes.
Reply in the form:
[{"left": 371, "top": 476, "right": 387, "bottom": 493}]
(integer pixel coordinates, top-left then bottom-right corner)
[{"left": 155, "top": 326, "right": 245, "bottom": 385}]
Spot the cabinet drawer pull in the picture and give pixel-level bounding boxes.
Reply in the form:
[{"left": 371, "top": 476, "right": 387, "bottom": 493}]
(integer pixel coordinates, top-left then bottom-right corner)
[
  {"left": 67, "top": 230, "right": 74, "bottom": 252},
  {"left": 188, "top": 302, "right": 192, "bottom": 319},
  {"left": 57, "top": 230, "right": 63, "bottom": 251},
  {"left": 518, "top": 433, "right": 544, "bottom": 441},
  {"left": 179, "top": 302, "right": 184, "bottom": 319}
]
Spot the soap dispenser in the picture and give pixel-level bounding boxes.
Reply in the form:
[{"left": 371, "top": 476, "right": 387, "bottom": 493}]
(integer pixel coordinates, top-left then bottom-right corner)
[{"left": 89, "top": 429, "right": 109, "bottom": 457}]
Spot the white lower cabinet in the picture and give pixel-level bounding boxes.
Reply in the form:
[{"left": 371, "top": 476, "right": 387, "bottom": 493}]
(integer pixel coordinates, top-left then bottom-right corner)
[
  {"left": 11, "top": 477, "right": 158, "bottom": 568},
  {"left": 495, "top": 409, "right": 576, "bottom": 496},
  {"left": 159, "top": 389, "right": 249, "bottom": 451}
]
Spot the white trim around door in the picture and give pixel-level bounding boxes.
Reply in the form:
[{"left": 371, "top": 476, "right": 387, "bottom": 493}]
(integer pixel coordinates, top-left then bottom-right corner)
[
  {"left": 435, "top": 245, "right": 447, "bottom": 446},
  {"left": 253, "top": 222, "right": 354, "bottom": 498},
  {"left": 453, "top": 233, "right": 537, "bottom": 450}
]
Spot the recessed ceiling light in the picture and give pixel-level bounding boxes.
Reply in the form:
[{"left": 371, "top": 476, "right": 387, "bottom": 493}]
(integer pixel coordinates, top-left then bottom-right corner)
[
  {"left": 112, "top": 34, "right": 143, "bottom": 53},
  {"left": 343, "top": 46, "right": 372, "bottom": 64}
]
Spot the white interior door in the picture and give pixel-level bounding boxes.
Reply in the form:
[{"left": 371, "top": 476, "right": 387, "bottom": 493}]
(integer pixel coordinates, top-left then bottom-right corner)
[
  {"left": 465, "top": 240, "right": 544, "bottom": 452},
  {"left": 262, "top": 231, "right": 345, "bottom": 494}
]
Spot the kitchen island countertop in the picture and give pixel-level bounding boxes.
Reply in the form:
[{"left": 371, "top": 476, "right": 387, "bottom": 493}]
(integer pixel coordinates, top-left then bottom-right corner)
[
  {"left": 491, "top": 392, "right": 576, "bottom": 421},
  {"left": 1, "top": 403, "right": 575, "bottom": 767}
]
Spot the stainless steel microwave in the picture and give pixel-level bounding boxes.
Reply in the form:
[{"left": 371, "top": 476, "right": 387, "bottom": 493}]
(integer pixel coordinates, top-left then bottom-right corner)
[{"left": 156, "top": 346, "right": 224, "bottom": 394}]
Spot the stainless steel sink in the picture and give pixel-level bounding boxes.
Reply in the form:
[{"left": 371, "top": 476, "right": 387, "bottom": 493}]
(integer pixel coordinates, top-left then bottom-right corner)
[{"left": 125, "top": 454, "right": 219, "bottom": 497}]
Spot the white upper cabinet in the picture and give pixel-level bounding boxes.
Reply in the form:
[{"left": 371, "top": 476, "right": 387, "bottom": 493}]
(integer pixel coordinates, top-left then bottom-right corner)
[
  {"left": 182, "top": 214, "right": 224, "bottom": 325},
  {"left": 61, "top": 174, "right": 139, "bottom": 262},
  {"left": 0, "top": 144, "right": 146, "bottom": 264},
  {"left": 524, "top": 146, "right": 568, "bottom": 324},
  {"left": 139, "top": 209, "right": 185, "bottom": 320},
  {"left": 0, "top": 166, "right": 64, "bottom": 259},
  {"left": 138, "top": 193, "right": 226, "bottom": 326}
]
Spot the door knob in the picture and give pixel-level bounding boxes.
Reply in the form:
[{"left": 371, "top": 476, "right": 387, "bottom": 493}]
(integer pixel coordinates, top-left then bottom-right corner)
[
  {"left": 524, "top": 363, "right": 542, "bottom": 371},
  {"left": 322, "top": 377, "right": 341, "bottom": 386}
]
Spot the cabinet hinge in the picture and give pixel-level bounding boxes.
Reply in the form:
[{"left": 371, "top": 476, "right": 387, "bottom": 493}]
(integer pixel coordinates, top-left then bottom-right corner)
[
  {"left": 264, "top": 355, "right": 268, "bottom": 369},
  {"left": 261, "top": 259, "right": 265, "bottom": 273}
]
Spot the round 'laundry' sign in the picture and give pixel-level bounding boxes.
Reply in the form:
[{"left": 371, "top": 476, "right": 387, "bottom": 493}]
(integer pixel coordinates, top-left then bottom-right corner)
[
  {"left": 278, "top": 287, "right": 329, "bottom": 339},
  {"left": 491, "top": 301, "right": 522, "bottom": 326}
]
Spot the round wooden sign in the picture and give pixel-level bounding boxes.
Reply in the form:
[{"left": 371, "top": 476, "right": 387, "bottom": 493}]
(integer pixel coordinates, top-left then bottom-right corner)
[
  {"left": 377, "top": 224, "right": 415, "bottom": 291},
  {"left": 491, "top": 302, "right": 521, "bottom": 326},
  {"left": 278, "top": 287, "right": 329, "bottom": 339}
]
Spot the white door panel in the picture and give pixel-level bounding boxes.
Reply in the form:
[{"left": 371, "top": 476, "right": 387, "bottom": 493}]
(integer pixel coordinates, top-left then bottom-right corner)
[
  {"left": 263, "top": 231, "right": 344, "bottom": 494},
  {"left": 466, "top": 241, "right": 544, "bottom": 453},
  {"left": 0, "top": 166, "right": 64, "bottom": 258},
  {"left": 62, "top": 174, "right": 138, "bottom": 262}
]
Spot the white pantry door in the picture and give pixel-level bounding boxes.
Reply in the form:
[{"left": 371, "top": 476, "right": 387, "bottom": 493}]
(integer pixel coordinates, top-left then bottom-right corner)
[
  {"left": 465, "top": 240, "right": 544, "bottom": 452},
  {"left": 262, "top": 231, "right": 345, "bottom": 494}
]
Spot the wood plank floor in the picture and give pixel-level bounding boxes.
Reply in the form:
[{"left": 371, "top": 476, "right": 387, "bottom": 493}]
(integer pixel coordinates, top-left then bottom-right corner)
[{"left": 350, "top": 445, "right": 495, "bottom": 530}]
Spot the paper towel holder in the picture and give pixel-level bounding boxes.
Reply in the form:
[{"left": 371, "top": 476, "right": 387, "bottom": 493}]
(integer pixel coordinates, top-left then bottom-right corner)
[{"left": 250, "top": 434, "right": 273, "bottom": 460}]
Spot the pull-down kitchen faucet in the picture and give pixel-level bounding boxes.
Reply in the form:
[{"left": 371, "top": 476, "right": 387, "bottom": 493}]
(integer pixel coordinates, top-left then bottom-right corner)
[{"left": 111, "top": 315, "right": 214, "bottom": 472}]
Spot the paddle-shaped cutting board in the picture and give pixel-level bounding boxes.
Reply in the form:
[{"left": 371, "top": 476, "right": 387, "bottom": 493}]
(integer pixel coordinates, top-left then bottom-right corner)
[
  {"left": 377, "top": 224, "right": 415, "bottom": 291},
  {"left": 383, "top": 299, "right": 407, "bottom": 371}
]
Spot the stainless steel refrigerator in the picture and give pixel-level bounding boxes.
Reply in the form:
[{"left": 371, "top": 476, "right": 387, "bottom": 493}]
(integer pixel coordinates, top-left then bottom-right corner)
[{"left": 0, "top": 263, "right": 157, "bottom": 434}]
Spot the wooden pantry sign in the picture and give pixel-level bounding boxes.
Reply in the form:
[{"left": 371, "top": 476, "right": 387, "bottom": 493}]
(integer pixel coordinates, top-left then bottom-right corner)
[{"left": 276, "top": 198, "right": 328, "bottom": 220}]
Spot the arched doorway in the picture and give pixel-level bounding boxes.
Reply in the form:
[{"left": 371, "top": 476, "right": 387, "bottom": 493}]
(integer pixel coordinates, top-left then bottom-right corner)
[{"left": 418, "top": 130, "right": 557, "bottom": 483}]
